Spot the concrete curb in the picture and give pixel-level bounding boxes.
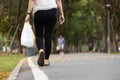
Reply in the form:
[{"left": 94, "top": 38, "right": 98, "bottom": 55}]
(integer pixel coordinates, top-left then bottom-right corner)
[{"left": 7, "top": 59, "right": 24, "bottom": 80}]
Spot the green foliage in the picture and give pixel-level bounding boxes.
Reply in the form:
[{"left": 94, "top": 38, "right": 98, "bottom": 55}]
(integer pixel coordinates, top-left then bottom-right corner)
[
  {"left": 60, "top": 0, "right": 103, "bottom": 47},
  {"left": 2, "top": 0, "right": 117, "bottom": 52},
  {"left": 0, "top": 0, "right": 27, "bottom": 35}
]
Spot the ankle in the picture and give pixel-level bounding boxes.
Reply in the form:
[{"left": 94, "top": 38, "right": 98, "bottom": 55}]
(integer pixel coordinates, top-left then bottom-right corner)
[
  {"left": 39, "top": 49, "right": 44, "bottom": 53},
  {"left": 44, "top": 59, "right": 49, "bottom": 64}
]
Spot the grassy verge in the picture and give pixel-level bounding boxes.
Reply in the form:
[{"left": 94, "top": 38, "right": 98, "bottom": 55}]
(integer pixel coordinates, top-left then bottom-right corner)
[{"left": 0, "top": 54, "right": 25, "bottom": 80}]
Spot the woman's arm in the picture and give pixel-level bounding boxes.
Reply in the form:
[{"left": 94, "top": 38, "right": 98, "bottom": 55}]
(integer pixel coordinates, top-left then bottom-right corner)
[
  {"left": 56, "top": 0, "right": 65, "bottom": 24},
  {"left": 25, "top": 0, "right": 36, "bottom": 22}
]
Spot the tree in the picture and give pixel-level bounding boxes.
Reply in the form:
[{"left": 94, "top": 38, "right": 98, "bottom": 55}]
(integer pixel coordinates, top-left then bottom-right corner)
[
  {"left": 1, "top": 0, "right": 120, "bottom": 53},
  {"left": 98, "top": 0, "right": 120, "bottom": 52}
]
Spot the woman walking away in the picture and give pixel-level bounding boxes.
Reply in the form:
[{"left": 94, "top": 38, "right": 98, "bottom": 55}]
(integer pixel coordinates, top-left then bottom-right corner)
[{"left": 25, "top": 0, "right": 65, "bottom": 66}]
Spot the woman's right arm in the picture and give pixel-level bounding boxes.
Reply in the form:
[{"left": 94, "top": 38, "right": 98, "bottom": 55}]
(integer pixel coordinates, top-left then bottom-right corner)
[{"left": 25, "top": 0, "right": 36, "bottom": 22}]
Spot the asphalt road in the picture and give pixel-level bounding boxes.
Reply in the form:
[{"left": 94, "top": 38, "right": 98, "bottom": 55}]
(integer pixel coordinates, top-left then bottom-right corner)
[{"left": 8, "top": 53, "right": 120, "bottom": 80}]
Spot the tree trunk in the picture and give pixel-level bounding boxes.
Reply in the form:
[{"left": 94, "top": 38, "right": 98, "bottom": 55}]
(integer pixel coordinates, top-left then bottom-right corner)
[
  {"left": 16, "top": 0, "right": 22, "bottom": 24},
  {"left": 8, "top": 0, "right": 12, "bottom": 22},
  {"left": 111, "top": 28, "right": 117, "bottom": 52},
  {"left": 0, "top": 6, "right": 4, "bottom": 20}
]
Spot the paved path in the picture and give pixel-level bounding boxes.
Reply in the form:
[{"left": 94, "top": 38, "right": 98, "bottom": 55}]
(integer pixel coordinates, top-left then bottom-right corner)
[{"left": 8, "top": 53, "right": 120, "bottom": 80}]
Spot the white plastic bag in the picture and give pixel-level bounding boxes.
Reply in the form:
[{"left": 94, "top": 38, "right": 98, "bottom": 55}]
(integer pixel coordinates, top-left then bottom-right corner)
[
  {"left": 56, "top": 45, "right": 60, "bottom": 51},
  {"left": 21, "top": 22, "right": 35, "bottom": 47}
]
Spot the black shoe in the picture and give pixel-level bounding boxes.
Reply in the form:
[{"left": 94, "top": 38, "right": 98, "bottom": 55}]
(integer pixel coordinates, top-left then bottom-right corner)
[{"left": 38, "top": 50, "right": 44, "bottom": 66}]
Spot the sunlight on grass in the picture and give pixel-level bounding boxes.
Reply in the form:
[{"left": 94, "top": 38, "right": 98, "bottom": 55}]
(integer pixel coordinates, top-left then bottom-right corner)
[{"left": 0, "top": 54, "right": 25, "bottom": 80}]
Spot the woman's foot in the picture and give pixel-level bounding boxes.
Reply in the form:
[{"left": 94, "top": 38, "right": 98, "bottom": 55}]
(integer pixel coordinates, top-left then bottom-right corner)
[
  {"left": 44, "top": 59, "right": 50, "bottom": 66},
  {"left": 38, "top": 49, "right": 44, "bottom": 66}
]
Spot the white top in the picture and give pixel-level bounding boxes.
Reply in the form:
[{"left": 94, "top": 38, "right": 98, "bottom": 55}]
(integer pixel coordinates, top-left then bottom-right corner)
[
  {"left": 33, "top": 0, "right": 57, "bottom": 13},
  {"left": 58, "top": 37, "right": 65, "bottom": 45}
]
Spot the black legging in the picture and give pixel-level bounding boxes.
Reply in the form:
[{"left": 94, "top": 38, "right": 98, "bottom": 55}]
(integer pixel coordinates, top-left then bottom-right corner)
[{"left": 34, "top": 8, "right": 57, "bottom": 59}]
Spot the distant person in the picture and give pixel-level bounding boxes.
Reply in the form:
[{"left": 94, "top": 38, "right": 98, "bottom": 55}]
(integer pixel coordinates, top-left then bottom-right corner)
[
  {"left": 57, "top": 35, "right": 65, "bottom": 55},
  {"left": 25, "top": 0, "right": 65, "bottom": 66},
  {"left": 118, "top": 47, "right": 120, "bottom": 52},
  {"left": 89, "top": 42, "right": 93, "bottom": 52}
]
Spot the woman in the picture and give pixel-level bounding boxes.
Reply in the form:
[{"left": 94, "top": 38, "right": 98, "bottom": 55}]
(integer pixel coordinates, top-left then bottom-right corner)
[{"left": 25, "top": 0, "right": 65, "bottom": 66}]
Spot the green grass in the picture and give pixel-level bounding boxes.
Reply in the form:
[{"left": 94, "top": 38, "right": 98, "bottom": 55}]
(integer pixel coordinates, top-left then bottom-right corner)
[{"left": 0, "top": 54, "right": 25, "bottom": 72}]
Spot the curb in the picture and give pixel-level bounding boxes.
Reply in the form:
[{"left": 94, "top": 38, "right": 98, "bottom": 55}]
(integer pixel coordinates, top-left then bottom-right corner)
[{"left": 7, "top": 59, "right": 24, "bottom": 80}]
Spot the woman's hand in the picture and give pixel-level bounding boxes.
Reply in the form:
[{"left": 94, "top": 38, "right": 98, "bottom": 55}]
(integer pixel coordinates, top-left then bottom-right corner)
[
  {"left": 59, "top": 14, "right": 65, "bottom": 24},
  {"left": 25, "top": 14, "right": 30, "bottom": 22}
]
